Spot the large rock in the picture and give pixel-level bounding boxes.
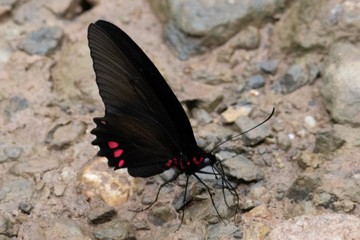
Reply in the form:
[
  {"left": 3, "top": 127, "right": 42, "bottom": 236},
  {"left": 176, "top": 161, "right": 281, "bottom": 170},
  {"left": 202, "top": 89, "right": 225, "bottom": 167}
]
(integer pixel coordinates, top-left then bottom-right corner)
[
  {"left": 321, "top": 43, "right": 360, "bottom": 125},
  {"left": 276, "top": 0, "right": 360, "bottom": 52},
  {"left": 148, "top": 0, "right": 287, "bottom": 59}
]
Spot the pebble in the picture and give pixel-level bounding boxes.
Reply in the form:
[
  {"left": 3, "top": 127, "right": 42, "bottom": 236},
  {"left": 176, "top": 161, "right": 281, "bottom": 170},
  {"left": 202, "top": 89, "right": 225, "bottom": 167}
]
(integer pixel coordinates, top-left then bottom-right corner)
[
  {"left": 314, "top": 129, "right": 345, "bottom": 153},
  {"left": 47, "top": 121, "right": 87, "bottom": 150},
  {"left": 4, "top": 146, "right": 22, "bottom": 160},
  {"left": 247, "top": 74, "right": 265, "bottom": 89},
  {"left": 53, "top": 183, "right": 66, "bottom": 197},
  {"left": 221, "top": 105, "right": 251, "bottom": 123},
  {"left": 148, "top": 205, "right": 176, "bottom": 227},
  {"left": 277, "top": 132, "right": 291, "bottom": 151},
  {"left": 17, "top": 26, "right": 64, "bottom": 56},
  {"left": 304, "top": 115, "right": 316, "bottom": 128},
  {"left": 191, "top": 108, "right": 212, "bottom": 124},
  {"left": 222, "top": 154, "right": 264, "bottom": 181},
  {"left": 279, "top": 63, "right": 309, "bottom": 93},
  {"left": 93, "top": 219, "right": 135, "bottom": 240},
  {"left": 267, "top": 214, "right": 360, "bottom": 240},
  {"left": 235, "top": 116, "right": 271, "bottom": 146},
  {"left": 88, "top": 206, "right": 117, "bottom": 225},
  {"left": 259, "top": 60, "right": 278, "bottom": 74},
  {"left": 18, "top": 202, "right": 32, "bottom": 214}
]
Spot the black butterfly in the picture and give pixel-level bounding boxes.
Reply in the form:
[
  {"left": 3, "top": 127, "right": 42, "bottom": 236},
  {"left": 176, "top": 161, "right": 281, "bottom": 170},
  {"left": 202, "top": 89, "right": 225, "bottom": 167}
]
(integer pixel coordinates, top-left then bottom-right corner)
[{"left": 88, "top": 20, "right": 273, "bottom": 226}]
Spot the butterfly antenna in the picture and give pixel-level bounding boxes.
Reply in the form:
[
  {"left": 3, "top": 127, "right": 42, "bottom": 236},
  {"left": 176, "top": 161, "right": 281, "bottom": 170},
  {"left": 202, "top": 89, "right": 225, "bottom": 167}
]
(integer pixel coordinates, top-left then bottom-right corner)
[{"left": 210, "top": 107, "right": 275, "bottom": 153}]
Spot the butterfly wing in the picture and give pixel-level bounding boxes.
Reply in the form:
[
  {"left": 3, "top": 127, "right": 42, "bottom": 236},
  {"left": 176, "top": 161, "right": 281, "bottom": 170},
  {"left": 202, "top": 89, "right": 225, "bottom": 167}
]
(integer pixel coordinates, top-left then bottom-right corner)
[{"left": 88, "top": 20, "right": 198, "bottom": 177}]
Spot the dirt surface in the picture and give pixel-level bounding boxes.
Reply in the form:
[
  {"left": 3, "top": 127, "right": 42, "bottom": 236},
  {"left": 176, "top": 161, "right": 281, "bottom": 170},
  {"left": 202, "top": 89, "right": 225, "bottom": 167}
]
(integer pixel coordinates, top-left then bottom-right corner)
[{"left": 1, "top": 0, "right": 360, "bottom": 239}]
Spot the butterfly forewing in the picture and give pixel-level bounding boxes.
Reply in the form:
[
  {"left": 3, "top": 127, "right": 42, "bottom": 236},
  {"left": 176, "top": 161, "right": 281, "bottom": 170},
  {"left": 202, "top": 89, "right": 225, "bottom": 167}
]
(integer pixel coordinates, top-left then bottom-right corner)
[{"left": 88, "top": 20, "right": 199, "bottom": 177}]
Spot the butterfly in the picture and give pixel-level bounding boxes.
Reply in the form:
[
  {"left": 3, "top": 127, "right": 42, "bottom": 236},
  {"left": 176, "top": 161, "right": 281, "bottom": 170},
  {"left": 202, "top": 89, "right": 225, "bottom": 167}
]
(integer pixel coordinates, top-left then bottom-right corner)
[{"left": 88, "top": 20, "right": 274, "bottom": 226}]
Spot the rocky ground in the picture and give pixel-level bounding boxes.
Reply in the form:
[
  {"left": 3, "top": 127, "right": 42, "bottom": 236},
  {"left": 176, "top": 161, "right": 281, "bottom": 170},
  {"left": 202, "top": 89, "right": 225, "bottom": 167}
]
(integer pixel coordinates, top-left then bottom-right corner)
[{"left": 1, "top": 0, "right": 360, "bottom": 239}]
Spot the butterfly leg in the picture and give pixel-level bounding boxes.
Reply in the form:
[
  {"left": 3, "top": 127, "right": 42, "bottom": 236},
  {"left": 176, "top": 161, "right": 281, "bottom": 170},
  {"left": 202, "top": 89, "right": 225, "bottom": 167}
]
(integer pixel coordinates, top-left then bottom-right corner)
[
  {"left": 193, "top": 173, "right": 225, "bottom": 223},
  {"left": 133, "top": 171, "right": 180, "bottom": 212},
  {"left": 175, "top": 175, "right": 190, "bottom": 231}
]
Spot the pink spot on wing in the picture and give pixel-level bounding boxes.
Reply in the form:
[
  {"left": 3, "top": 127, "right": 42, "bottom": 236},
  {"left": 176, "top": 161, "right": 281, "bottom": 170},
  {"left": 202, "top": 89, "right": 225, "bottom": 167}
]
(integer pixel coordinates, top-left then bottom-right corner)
[
  {"left": 114, "top": 149, "right": 123, "bottom": 158},
  {"left": 118, "top": 159, "right": 125, "bottom": 168},
  {"left": 101, "top": 121, "right": 106, "bottom": 125},
  {"left": 108, "top": 141, "right": 119, "bottom": 149}
]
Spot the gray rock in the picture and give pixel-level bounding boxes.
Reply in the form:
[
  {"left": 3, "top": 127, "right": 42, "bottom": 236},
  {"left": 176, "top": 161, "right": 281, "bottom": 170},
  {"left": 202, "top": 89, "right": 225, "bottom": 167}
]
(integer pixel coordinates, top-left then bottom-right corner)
[
  {"left": 148, "top": 205, "right": 177, "bottom": 227},
  {"left": 43, "top": 0, "right": 83, "bottom": 18},
  {"left": 19, "top": 202, "right": 33, "bottom": 214},
  {"left": 172, "top": 183, "right": 204, "bottom": 211},
  {"left": 259, "top": 60, "right": 278, "bottom": 74},
  {"left": 0, "top": 177, "right": 35, "bottom": 211},
  {"left": 222, "top": 154, "right": 264, "bottom": 182},
  {"left": 247, "top": 74, "right": 265, "bottom": 89},
  {"left": 314, "top": 129, "right": 345, "bottom": 153},
  {"left": 191, "top": 108, "right": 212, "bottom": 124},
  {"left": 94, "top": 219, "right": 135, "bottom": 240},
  {"left": 9, "top": 157, "right": 60, "bottom": 177},
  {"left": 0, "top": 0, "right": 18, "bottom": 16},
  {"left": 277, "top": 132, "right": 291, "bottom": 151},
  {"left": 18, "top": 218, "right": 93, "bottom": 240},
  {"left": 317, "top": 149, "right": 360, "bottom": 204},
  {"left": 321, "top": 42, "right": 360, "bottom": 125},
  {"left": 0, "top": 214, "right": 13, "bottom": 236},
  {"left": 3, "top": 146, "right": 22, "bottom": 160},
  {"left": 4, "top": 96, "right": 28, "bottom": 118},
  {"left": 279, "top": 63, "right": 309, "bottom": 93},
  {"left": 88, "top": 206, "right": 117, "bottom": 225},
  {"left": 277, "top": 1, "right": 360, "bottom": 51},
  {"left": 230, "top": 26, "right": 260, "bottom": 50},
  {"left": 149, "top": 0, "right": 287, "bottom": 59},
  {"left": 267, "top": 214, "right": 360, "bottom": 240},
  {"left": 18, "top": 26, "right": 63, "bottom": 56},
  {"left": 286, "top": 173, "right": 321, "bottom": 201},
  {"left": 235, "top": 116, "right": 271, "bottom": 146},
  {"left": 46, "top": 121, "right": 86, "bottom": 150}
]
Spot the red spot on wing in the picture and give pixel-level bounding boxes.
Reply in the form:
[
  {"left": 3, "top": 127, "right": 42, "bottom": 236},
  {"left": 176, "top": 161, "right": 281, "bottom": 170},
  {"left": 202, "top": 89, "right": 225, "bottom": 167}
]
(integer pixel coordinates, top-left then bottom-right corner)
[
  {"left": 114, "top": 149, "right": 123, "bottom": 158},
  {"left": 108, "top": 141, "right": 119, "bottom": 149},
  {"left": 101, "top": 120, "right": 106, "bottom": 125},
  {"left": 166, "top": 159, "right": 172, "bottom": 167},
  {"left": 118, "top": 159, "right": 125, "bottom": 168},
  {"left": 193, "top": 157, "right": 203, "bottom": 165}
]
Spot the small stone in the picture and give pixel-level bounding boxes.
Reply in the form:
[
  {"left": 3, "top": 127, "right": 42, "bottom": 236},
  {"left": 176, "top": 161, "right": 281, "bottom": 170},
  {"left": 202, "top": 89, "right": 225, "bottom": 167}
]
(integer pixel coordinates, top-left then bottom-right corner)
[
  {"left": 235, "top": 116, "right": 271, "bottom": 146},
  {"left": 94, "top": 219, "right": 135, "bottom": 240},
  {"left": 47, "top": 121, "right": 86, "bottom": 150},
  {"left": 4, "top": 96, "right": 28, "bottom": 117},
  {"left": 267, "top": 214, "right": 360, "bottom": 240},
  {"left": 221, "top": 105, "right": 252, "bottom": 123},
  {"left": 286, "top": 173, "right": 321, "bottom": 201},
  {"left": 313, "top": 192, "right": 336, "bottom": 208},
  {"left": 244, "top": 185, "right": 272, "bottom": 209},
  {"left": 222, "top": 155, "right": 264, "bottom": 181},
  {"left": 172, "top": 183, "right": 203, "bottom": 211},
  {"left": 332, "top": 200, "right": 355, "bottom": 212},
  {"left": 298, "top": 152, "right": 325, "bottom": 169},
  {"left": 9, "top": 158, "right": 60, "bottom": 177},
  {"left": 148, "top": 205, "right": 176, "bottom": 227},
  {"left": 247, "top": 74, "right": 265, "bottom": 89},
  {"left": 243, "top": 221, "right": 271, "bottom": 240},
  {"left": 231, "top": 26, "right": 260, "bottom": 50},
  {"left": 18, "top": 26, "right": 63, "bottom": 56},
  {"left": 280, "top": 63, "right": 309, "bottom": 94},
  {"left": 191, "top": 108, "right": 212, "bottom": 124},
  {"left": 314, "top": 129, "right": 345, "bottom": 153},
  {"left": 88, "top": 206, "right": 117, "bottom": 225},
  {"left": 259, "top": 60, "right": 278, "bottom": 74},
  {"left": 304, "top": 115, "right": 316, "bottom": 129},
  {"left": 4, "top": 146, "right": 22, "bottom": 160},
  {"left": 277, "top": 132, "right": 291, "bottom": 151},
  {"left": 80, "top": 158, "right": 135, "bottom": 206},
  {"left": 19, "top": 202, "right": 32, "bottom": 214},
  {"left": 53, "top": 183, "right": 66, "bottom": 197}
]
